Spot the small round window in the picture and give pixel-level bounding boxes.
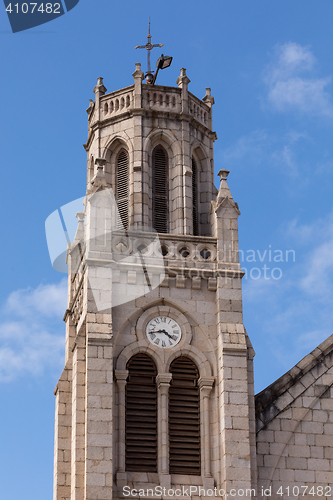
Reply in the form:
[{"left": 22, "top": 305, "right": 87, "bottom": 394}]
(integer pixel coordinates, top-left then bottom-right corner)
[
  {"left": 179, "top": 247, "right": 190, "bottom": 259},
  {"left": 137, "top": 243, "right": 148, "bottom": 254},
  {"left": 161, "top": 245, "right": 169, "bottom": 257},
  {"left": 200, "top": 249, "right": 211, "bottom": 260}
]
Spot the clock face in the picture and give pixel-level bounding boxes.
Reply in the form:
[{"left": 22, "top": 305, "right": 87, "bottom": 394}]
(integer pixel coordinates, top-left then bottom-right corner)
[{"left": 146, "top": 316, "right": 182, "bottom": 349}]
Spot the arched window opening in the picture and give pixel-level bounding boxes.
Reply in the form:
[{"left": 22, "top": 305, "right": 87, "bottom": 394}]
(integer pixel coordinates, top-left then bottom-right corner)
[
  {"left": 152, "top": 146, "right": 169, "bottom": 233},
  {"left": 192, "top": 159, "right": 198, "bottom": 236},
  {"left": 116, "top": 149, "right": 129, "bottom": 229},
  {"left": 169, "top": 357, "right": 200, "bottom": 475},
  {"left": 125, "top": 354, "right": 157, "bottom": 472}
]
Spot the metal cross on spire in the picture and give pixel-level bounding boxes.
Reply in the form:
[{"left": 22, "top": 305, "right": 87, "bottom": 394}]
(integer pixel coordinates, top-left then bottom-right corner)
[{"left": 135, "top": 17, "right": 163, "bottom": 82}]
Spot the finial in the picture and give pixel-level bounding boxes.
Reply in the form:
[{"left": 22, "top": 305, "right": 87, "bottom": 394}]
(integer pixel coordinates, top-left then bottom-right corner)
[
  {"left": 176, "top": 68, "right": 190, "bottom": 88},
  {"left": 218, "top": 169, "right": 230, "bottom": 181},
  {"left": 93, "top": 77, "right": 107, "bottom": 96},
  {"left": 86, "top": 99, "right": 94, "bottom": 117},
  {"left": 91, "top": 158, "right": 107, "bottom": 188},
  {"left": 132, "top": 62, "right": 144, "bottom": 81},
  {"left": 203, "top": 87, "right": 215, "bottom": 107},
  {"left": 76, "top": 211, "right": 85, "bottom": 223},
  {"left": 73, "top": 211, "right": 85, "bottom": 243}
]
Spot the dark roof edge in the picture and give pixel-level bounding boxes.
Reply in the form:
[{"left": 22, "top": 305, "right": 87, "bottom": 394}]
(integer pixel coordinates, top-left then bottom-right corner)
[{"left": 255, "top": 332, "right": 333, "bottom": 416}]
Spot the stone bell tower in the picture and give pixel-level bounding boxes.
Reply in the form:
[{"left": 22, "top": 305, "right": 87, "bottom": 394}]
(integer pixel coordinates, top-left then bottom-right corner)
[{"left": 53, "top": 61, "right": 257, "bottom": 500}]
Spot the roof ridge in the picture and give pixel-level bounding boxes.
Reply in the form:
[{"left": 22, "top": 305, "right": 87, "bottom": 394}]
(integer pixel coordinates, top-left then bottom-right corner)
[{"left": 255, "top": 332, "right": 333, "bottom": 422}]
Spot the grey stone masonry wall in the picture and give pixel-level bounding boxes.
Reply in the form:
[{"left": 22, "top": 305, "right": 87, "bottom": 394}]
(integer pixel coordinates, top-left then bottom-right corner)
[
  {"left": 256, "top": 334, "right": 333, "bottom": 500},
  {"left": 83, "top": 65, "right": 217, "bottom": 237},
  {"left": 54, "top": 367, "right": 72, "bottom": 500},
  {"left": 53, "top": 63, "right": 256, "bottom": 500}
]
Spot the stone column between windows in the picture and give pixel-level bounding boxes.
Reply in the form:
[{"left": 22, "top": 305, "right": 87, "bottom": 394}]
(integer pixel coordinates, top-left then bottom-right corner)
[
  {"left": 156, "top": 373, "right": 172, "bottom": 487},
  {"left": 132, "top": 62, "right": 144, "bottom": 228},
  {"left": 115, "top": 369, "right": 129, "bottom": 488},
  {"left": 176, "top": 68, "right": 191, "bottom": 235},
  {"left": 199, "top": 376, "right": 215, "bottom": 488}
]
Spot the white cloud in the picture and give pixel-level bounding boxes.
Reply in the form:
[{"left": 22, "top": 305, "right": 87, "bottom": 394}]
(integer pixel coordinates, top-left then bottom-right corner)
[
  {"left": 282, "top": 217, "right": 316, "bottom": 244},
  {"left": 244, "top": 211, "right": 333, "bottom": 384},
  {"left": 5, "top": 280, "right": 67, "bottom": 318},
  {"left": 221, "top": 128, "right": 307, "bottom": 177},
  {"left": 300, "top": 227, "right": 333, "bottom": 297},
  {"left": 221, "top": 130, "right": 268, "bottom": 164},
  {"left": 264, "top": 42, "right": 333, "bottom": 117},
  {"left": 0, "top": 280, "right": 67, "bottom": 383}
]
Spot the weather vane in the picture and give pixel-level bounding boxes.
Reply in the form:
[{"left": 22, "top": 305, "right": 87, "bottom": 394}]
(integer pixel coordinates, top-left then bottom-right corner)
[{"left": 135, "top": 18, "right": 172, "bottom": 85}]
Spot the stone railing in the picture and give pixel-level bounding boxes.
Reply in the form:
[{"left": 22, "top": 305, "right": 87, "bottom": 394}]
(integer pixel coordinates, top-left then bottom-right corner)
[
  {"left": 142, "top": 86, "right": 182, "bottom": 113},
  {"left": 68, "top": 246, "right": 85, "bottom": 326},
  {"left": 110, "top": 230, "right": 217, "bottom": 270},
  {"left": 71, "top": 278, "right": 84, "bottom": 326},
  {"left": 158, "top": 234, "right": 217, "bottom": 270},
  {"left": 70, "top": 271, "right": 84, "bottom": 326},
  {"left": 188, "top": 93, "right": 210, "bottom": 127},
  {"left": 100, "top": 86, "right": 134, "bottom": 119}
]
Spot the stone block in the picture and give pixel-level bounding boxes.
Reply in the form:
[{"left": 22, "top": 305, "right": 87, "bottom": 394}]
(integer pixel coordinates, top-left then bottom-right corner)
[
  {"left": 288, "top": 444, "right": 311, "bottom": 458},
  {"left": 310, "top": 446, "right": 324, "bottom": 458},
  {"left": 316, "top": 471, "right": 333, "bottom": 482},
  {"left": 301, "top": 421, "right": 323, "bottom": 434},
  {"left": 307, "top": 458, "right": 329, "bottom": 471},
  {"left": 295, "top": 469, "right": 315, "bottom": 482},
  {"left": 286, "top": 457, "right": 307, "bottom": 470}
]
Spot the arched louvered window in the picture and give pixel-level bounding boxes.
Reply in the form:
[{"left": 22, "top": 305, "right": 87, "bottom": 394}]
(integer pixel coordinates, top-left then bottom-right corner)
[
  {"left": 116, "top": 149, "right": 129, "bottom": 229},
  {"left": 125, "top": 354, "right": 157, "bottom": 472},
  {"left": 192, "top": 159, "right": 198, "bottom": 236},
  {"left": 152, "top": 146, "right": 169, "bottom": 233},
  {"left": 169, "top": 357, "right": 201, "bottom": 475}
]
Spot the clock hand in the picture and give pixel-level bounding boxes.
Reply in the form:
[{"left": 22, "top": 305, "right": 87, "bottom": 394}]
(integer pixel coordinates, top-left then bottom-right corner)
[
  {"left": 148, "top": 329, "right": 178, "bottom": 342},
  {"left": 160, "top": 329, "right": 174, "bottom": 340}
]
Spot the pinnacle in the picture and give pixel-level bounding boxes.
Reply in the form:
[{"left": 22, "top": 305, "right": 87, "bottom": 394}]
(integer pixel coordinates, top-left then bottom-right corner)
[{"left": 216, "top": 169, "right": 233, "bottom": 201}]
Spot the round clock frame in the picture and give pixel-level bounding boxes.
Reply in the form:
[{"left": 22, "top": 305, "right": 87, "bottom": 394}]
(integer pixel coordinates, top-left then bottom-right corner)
[{"left": 146, "top": 316, "right": 182, "bottom": 349}]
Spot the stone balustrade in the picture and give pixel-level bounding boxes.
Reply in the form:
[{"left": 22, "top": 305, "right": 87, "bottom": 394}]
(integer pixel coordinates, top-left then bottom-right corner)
[
  {"left": 142, "top": 86, "right": 182, "bottom": 113},
  {"left": 100, "top": 86, "right": 134, "bottom": 119}
]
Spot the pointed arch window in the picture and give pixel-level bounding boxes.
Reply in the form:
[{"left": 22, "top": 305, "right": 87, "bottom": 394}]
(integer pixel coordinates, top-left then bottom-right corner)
[
  {"left": 125, "top": 354, "right": 157, "bottom": 472},
  {"left": 116, "top": 149, "right": 129, "bottom": 229},
  {"left": 152, "top": 146, "right": 169, "bottom": 233},
  {"left": 192, "top": 158, "right": 198, "bottom": 236},
  {"left": 169, "top": 356, "right": 201, "bottom": 475}
]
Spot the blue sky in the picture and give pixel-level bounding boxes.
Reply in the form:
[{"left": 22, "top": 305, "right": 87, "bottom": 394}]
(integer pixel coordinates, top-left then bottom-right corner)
[{"left": 1, "top": 0, "right": 333, "bottom": 498}]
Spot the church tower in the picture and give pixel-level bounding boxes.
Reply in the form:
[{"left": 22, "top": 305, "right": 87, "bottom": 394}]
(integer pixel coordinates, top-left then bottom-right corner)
[{"left": 53, "top": 56, "right": 257, "bottom": 500}]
